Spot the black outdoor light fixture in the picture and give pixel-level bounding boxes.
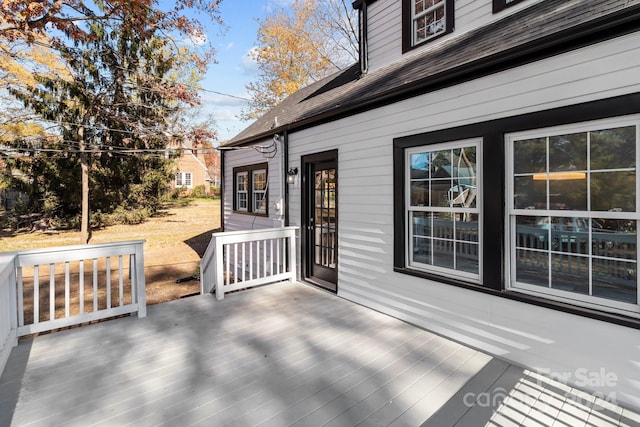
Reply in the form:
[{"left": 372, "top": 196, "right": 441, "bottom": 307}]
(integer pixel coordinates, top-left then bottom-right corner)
[{"left": 287, "top": 167, "right": 298, "bottom": 184}]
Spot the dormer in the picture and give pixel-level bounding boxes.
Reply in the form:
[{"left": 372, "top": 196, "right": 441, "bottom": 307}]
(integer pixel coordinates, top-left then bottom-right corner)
[{"left": 354, "top": 0, "right": 546, "bottom": 73}]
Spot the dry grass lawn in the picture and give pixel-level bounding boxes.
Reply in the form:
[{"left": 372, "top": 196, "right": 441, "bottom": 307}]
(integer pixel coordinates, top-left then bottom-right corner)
[{"left": 0, "top": 199, "right": 221, "bottom": 311}]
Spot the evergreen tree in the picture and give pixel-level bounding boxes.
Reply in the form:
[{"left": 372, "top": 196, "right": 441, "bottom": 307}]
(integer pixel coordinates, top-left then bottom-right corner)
[{"left": 6, "top": 3, "right": 197, "bottom": 242}]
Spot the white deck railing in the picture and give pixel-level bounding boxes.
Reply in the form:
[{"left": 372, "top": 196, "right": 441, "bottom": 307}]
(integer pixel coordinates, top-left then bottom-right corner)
[
  {"left": 0, "top": 253, "right": 18, "bottom": 379},
  {"left": 200, "top": 227, "right": 298, "bottom": 299},
  {"left": 0, "top": 240, "right": 146, "bottom": 375}
]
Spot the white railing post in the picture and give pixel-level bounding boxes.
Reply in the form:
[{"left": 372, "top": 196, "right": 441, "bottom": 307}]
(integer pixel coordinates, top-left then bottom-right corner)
[
  {"left": 0, "top": 253, "right": 18, "bottom": 378},
  {"left": 134, "top": 242, "right": 146, "bottom": 318},
  {"left": 215, "top": 236, "right": 225, "bottom": 300},
  {"left": 288, "top": 229, "right": 297, "bottom": 282}
]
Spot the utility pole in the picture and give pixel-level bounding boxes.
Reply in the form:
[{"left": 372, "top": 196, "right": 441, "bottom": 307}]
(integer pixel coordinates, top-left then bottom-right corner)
[{"left": 78, "top": 124, "right": 90, "bottom": 244}]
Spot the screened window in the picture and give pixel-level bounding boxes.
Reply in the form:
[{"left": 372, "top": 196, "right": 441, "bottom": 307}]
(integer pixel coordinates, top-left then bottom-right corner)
[
  {"left": 175, "top": 172, "right": 192, "bottom": 188},
  {"left": 507, "top": 117, "right": 639, "bottom": 312},
  {"left": 407, "top": 139, "right": 482, "bottom": 281},
  {"left": 233, "top": 163, "right": 268, "bottom": 215}
]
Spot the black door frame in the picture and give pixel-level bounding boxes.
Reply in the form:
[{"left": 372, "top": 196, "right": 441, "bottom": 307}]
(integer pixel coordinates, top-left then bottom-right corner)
[{"left": 301, "top": 149, "right": 338, "bottom": 292}]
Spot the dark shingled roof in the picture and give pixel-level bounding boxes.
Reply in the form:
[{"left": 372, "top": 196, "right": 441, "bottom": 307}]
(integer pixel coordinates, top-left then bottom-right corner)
[{"left": 227, "top": 0, "right": 640, "bottom": 146}]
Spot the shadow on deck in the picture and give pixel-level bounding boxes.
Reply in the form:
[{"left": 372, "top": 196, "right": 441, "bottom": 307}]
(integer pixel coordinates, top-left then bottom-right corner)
[{"left": 1, "top": 282, "right": 639, "bottom": 426}]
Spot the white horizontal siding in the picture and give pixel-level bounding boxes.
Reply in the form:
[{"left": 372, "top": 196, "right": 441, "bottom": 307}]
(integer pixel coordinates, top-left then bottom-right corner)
[
  {"left": 222, "top": 138, "right": 284, "bottom": 232},
  {"left": 367, "top": 0, "right": 401, "bottom": 72},
  {"left": 286, "top": 33, "right": 640, "bottom": 409},
  {"left": 367, "top": 0, "right": 546, "bottom": 72}
]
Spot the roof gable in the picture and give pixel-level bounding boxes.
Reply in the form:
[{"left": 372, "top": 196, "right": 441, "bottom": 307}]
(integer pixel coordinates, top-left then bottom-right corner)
[{"left": 228, "top": 0, "right": 640, "bottom": 146}]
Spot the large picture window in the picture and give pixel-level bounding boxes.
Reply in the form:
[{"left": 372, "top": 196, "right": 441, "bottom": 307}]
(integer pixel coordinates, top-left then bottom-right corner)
[
  {"left": 402, "top": 0, "right": 454, "bottom": 52},
  {"left": 233, "top": 163, "right": 268, "bottom": 215},
  {"left": 395, "top": 96, "right": 640, "bottom": 324},
  {"left": 406, "top": 139, "right": 482, "bottom": 282},
  {"left": 507, "top": 117, "right": 640, "bottom": 313}
]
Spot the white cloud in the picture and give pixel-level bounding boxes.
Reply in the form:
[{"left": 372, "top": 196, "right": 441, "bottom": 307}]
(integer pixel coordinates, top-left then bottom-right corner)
[
  {"left": 201, "top": 93, "right": 248, "bottom": 107},
  {"left": 212, "top": 108, "right": 241, "bottom": 122},
  {"left": 225, "top": 42, "right": 235, "bottom": 50},
  {"left": 238, "top": 47, "right": 260, "bottom": 75}
]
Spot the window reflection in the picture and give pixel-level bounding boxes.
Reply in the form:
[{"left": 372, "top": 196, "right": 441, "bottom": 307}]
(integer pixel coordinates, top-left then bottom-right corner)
[
  {"left": 408, "top": 142, "right": 481, "bottom": 280},
  {"left": 511, "top": 123, "right": 638, "bottom": 306}
]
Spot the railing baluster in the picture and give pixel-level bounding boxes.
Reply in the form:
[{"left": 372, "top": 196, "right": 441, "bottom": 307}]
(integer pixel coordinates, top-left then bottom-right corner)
[
  {"left": 17, "top": 267, "right": 24, "bottom": 327},
  {"left": 233, "top": 243, "right": 238, "bottom": 285},
  {"left": 49, "top": 263, "right": 55, "bottom": 321},
  {"left": 106, "top": 256, "right": 111, "bottom": 309},
  {"left": 79, "top": 260, "right": 84, "bottom": 314},
  {"left": 129, "top": 254, "right": 136, "bottom": 304},
  {"left": 263, "top": 240, "right": 267, "bottom": 278},
  {"left": 249, "top": 242, "right": 253, "bottom": 280},
  {"left": 118, "top": 255, "right": 124, "bottom": 306},
  {"left": 270, "top": 239, "right": 274, "bottom": 276},
  {"left": 34, "top": 265, "right": 39, "bottom": 325},
  {"left": 242, "top": 242, "right": 246, "bottom": 282},
  {"left": 93, "top": 259, "right": 98, "bottom": 312},
  {"left": 276, "top": 238, "right": 281, "bottom": 275},
  {"left": 225, "top": 245, "right": 230, "bottom": 287},
  {"left": 65, "top": 262, "right": 70, "bottom": 318}
]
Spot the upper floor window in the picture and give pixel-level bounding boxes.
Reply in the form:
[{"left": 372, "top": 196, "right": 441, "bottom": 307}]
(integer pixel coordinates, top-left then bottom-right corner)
[
  {"left": 493, "top": 0, "right": 526, "bottom": 13},
  {"left": 402, "top": 0, "right": 454, "bottom": 52},
  {"left": 175, "top": 172, "right": 192, "bottom": 188},
  {"left": 233, "top": 163, "right": 268, "bottom": 216}
]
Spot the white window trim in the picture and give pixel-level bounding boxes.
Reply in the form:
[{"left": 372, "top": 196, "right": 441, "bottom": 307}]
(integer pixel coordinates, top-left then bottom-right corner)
[
  {"left": 505, "top": 115, "right": 640, "bottom": 317},
  {"left": 236, "top": 171, "right": 248, "bottom": 212},
  {"left": 176, "top": 171, "right": 193, "bottom": 188},
  {"left": 405, "top": 138, "right": 483, "bottom": 283},
  {"left": 252, "top": 169, "right": 267, "bottom": 215},
  {"left": 412, "top": 0, "right": 447, "bottom": 45}
]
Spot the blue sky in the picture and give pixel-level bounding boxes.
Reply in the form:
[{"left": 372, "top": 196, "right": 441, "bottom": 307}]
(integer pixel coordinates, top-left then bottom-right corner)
[{"left": 196, "top": 0, "right": 293, "bottom": 142}]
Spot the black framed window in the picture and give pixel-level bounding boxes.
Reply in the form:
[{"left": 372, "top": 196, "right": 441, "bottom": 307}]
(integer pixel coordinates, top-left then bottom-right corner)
[
  {"left": 507, "top": 117, "right": 639, "bottom": 314},
  {"left": 394, "top": 93, "right": 640, "bottom": 325},
  {"left": 406, "top": 139, "right": 482, "bottom": 282},
  {"left": 493, "top": 0, "right": 526, "bottom": 13},
  {"left": 402, "top": 0, "right": 454, "bottom": 53},
  {"left": 233, "top": 163, "right": 268, "bottom": 216}
]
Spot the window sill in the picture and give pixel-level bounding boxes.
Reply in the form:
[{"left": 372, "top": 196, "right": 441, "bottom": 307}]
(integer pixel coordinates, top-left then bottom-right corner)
[
  {"left": 232, "top": 210, "right": 269, "bottom": 218},
  {"left": 393, "top": 266, "right": 640, "bottom": 330},
  {"left": 402, "top": 29, "right": 451, "bottom": 54}
]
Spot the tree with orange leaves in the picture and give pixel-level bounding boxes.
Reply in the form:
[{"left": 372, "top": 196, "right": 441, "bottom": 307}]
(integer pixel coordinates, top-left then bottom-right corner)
[{"left": 242, "top": 0, "right": 358, "bottom": 120}]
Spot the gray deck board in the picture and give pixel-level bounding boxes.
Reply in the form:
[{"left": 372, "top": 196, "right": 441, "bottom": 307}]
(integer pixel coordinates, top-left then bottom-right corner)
[{"left": 1, "top": 281, "right": 639, "bottom": 427}]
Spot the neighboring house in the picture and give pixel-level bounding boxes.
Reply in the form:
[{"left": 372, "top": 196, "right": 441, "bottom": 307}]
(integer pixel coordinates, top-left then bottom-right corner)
[
  {"left": 219, "top": 0, "right": 640, "bottom": 409},
  {"left": 169, "top": 140, "right": 217, "bottom": 194}
]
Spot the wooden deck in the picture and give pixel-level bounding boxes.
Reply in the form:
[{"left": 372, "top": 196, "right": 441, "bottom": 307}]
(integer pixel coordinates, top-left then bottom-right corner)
[{"left": 1, "top": 282, "right": 639, "bottom": 426}]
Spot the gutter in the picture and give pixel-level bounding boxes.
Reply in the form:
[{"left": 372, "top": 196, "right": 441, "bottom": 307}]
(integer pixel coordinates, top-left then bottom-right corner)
[{"left": 228, "top": 3, "right": 640, "bottom": 147}]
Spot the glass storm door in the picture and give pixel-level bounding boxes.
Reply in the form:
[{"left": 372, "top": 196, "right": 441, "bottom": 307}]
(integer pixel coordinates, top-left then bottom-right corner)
[{"left": 303, "top": 153, "right": 338, "bottom": 291}]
